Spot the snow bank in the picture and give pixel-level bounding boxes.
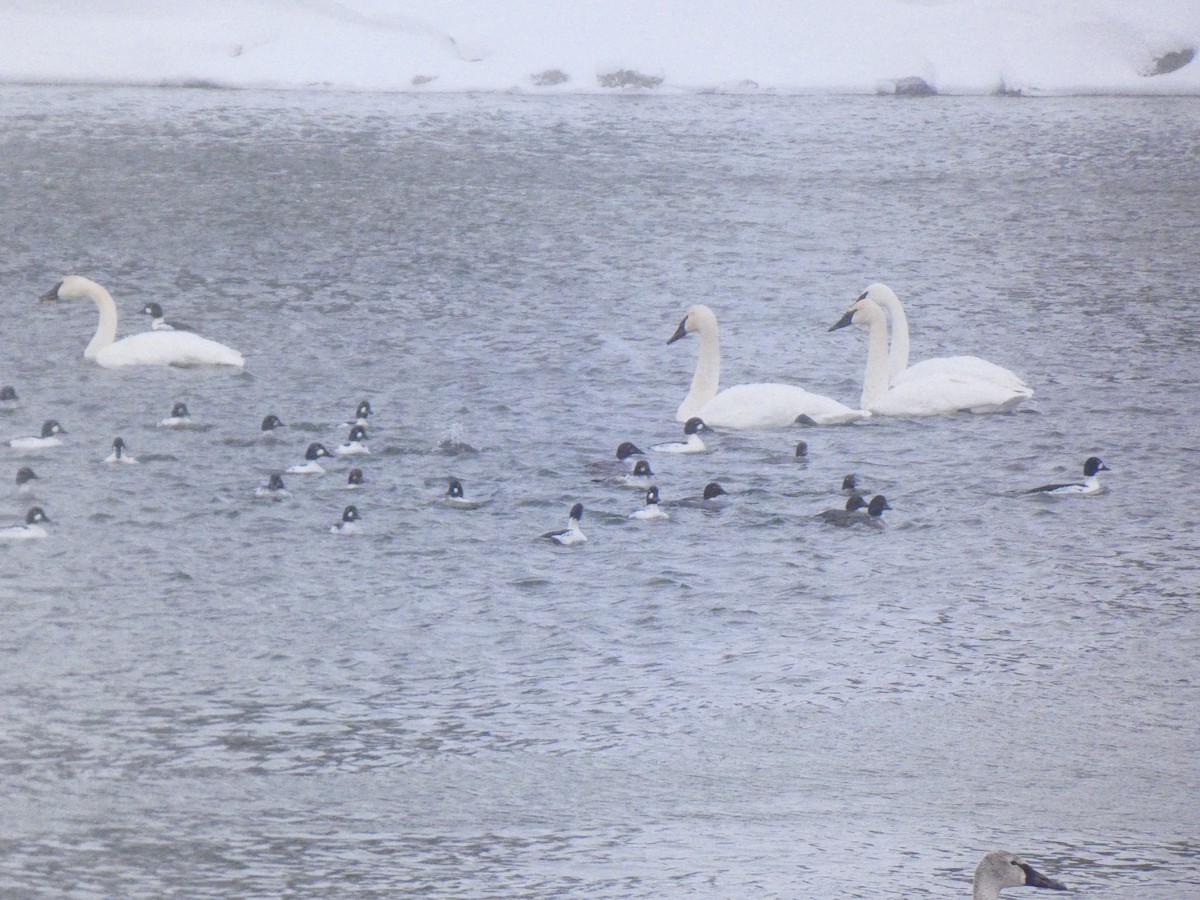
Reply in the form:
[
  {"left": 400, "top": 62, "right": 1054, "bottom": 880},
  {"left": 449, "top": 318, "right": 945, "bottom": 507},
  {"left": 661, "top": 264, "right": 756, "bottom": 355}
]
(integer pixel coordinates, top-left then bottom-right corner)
[{"left": 3, "top": 0, "right": 1198, "bottom": 95}]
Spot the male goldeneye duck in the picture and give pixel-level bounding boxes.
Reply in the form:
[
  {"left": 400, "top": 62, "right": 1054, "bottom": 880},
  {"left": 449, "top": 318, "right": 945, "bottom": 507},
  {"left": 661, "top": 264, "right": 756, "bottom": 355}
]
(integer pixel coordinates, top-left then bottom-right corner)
[
  {"left": 0, "top": 385, "right": 19, "bottom": 410},
  {"left": 104, "top": 436, "right": 138, "bottom": 464},
  {"left": 444, "top": 477, "right": 486, "bottom": 509},
  {"left": 831, "top": 494, "right": 891, "bottom": 529},
  {"left": 141, "top": 301, "right": 192, "bottom": 332},
  {"left": 9, "top": 420, "right": 66, "bottom": 450},
  {"left": 542, "top": 502, "right": 586, "bottom": 545},
  {"left": 15, "top": 466, "right": 39, "bottom": 496},
  {"left": 261, "top": 414, "right": 286, "bottom": 433},
  {"left": 344, "top": 400, "right": 373, "bottom": 427},
  {"left": 1026, "top": 456, "right": 1111, "bottom": 496},
  {"left": 330, "top": 504, "right": 362, "bottom": 534},
  {"left": 158, "top": 401, "right": 193, "bottom": 428},
  {"left": 345, "top": 468, "right": 364, "bottom": 489},
  {"left": 815, "top": 494, "right": 868, "bottom": 525},
  {"left": 335, "top": 425, "right": 371, "bottom": 456},
  {"left": 671, "top": 481, "right": 728, "bottom": 508},
  {"left": 254, "top": 472, "right": 289, "bottom": 499},
  {"left": 623, "top": 458, "right": 655, "bottom": 487},
  {"left": 630, "top": 485, "right": 669, "bottom": 520},
  {"left": 651, "top": 417, "right": 709, "bottom": 454},
  {"left": 287, "top": 442, "right": 332, "bottom": 474},
  {"left": 0, "top": 506, "right": 50, "bottom": 540}
]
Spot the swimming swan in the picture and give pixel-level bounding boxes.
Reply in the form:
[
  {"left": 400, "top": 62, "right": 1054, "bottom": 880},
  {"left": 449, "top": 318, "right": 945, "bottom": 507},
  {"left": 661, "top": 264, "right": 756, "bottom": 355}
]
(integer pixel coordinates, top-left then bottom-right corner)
[
  {"left": 829, "top": 297, "right": 1030, "bottom": 416},
  {"left": 972, "top": 850, "right": 1067, "bottom": 899},
  {"left": 41, "top": 276, "right": 244, "bottom": 368},
  {"left": 859, "top": 283, "right": 1033, "bottom": 395},
  {"left": 668, "top": 304, "right": 865, "bottom": 428}
]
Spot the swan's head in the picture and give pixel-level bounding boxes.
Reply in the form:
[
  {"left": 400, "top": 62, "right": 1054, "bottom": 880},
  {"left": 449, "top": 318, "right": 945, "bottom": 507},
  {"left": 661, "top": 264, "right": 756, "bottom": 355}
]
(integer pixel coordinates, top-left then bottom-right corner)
[
  {"left": 615, "top": 441, "right": 644, "bottom": 460},
  {"left": 568, "top": 502, "right": 584, "bottom": 523},
  {"left": 667, "top": 304, "right": 717, "bottom": 344},
  {"left": 261, "top": 414, "right": 285, "bottom": 431},
  {"left": 25, "top": 507, "right": 50, "bottom": 525},
  {"left": 40, "top": 275, "right": 100, "bottom": 303},
  {"left": 858, "top": 283, "right": 900, "bottom": 311},
  {"left": 683, "top": 417, "right": 708, "bottom": 435},
  {"left": 341, "top": 505, "right": 361, "bottom": 523},
  {"left": 829, "top": 297, "right": 886, "bottom": 332},
  {"left": 974, "top": 851, "right": 1067, "bottom": 895},
  {"left": 645, "top": 486, "right": 660, "bottom": 505},
  {"left": 447, "top": 478, "right": 464, "bottom": 498},
  {"left": 632, "top": 459, "right": 653, "bottom": 477},
  {"left": 143, "top": 302, "right": 165, "bottom": 318},
  {"left": 702, "top": 482, "right": 726, "bottom": 500},
  {"left": 304, "top": 442, "right": 331, "bottom": 461}
]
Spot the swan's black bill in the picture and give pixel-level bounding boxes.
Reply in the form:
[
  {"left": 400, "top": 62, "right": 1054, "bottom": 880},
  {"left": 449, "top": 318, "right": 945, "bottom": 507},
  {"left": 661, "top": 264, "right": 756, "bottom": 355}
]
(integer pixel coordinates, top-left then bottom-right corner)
[
  {"left": 667, "top": 316, "right": 689, "bottom": 344},
  {"left": 39, "top": 282, "right": 63, "bottom": 303},
  {"left": 828, "top": 309, "right": 855, "bottom": 331},
  {"left": 1018, "top": 862, "right": 1068, "bottom": 891}
]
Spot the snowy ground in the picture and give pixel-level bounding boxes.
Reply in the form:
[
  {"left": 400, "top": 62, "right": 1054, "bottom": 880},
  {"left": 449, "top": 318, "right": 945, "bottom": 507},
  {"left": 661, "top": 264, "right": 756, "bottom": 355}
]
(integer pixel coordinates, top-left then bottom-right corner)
[{"left": 2, "top": 0, "right": 1198, "bottom": 95}]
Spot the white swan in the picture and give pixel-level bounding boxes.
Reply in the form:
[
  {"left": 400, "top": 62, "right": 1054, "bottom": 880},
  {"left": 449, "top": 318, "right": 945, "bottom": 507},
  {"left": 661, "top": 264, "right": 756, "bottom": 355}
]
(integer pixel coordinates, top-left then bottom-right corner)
[
  {"left": 829, "top": 297, "right": 1031, "bottom": 415},
  {"left": 41, "top": 276, "right": 244, "bottom": 368},
  {"left": 668, "top": 304, "right": 865, "bottom": 428},
  {"left": 972, "top": 850, "right": 1067, "bottom": 899},
  {"left": 859, "top": 283, "right": 1033, "bottom": 395}
]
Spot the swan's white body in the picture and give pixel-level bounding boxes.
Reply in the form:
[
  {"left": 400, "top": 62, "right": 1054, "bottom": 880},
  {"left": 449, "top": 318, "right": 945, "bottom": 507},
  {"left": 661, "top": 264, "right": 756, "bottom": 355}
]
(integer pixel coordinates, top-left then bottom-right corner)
[
  {"left": 669, "top": 304, "right": 865, "bottom": 428},
  {"left": 44, "top": 276, "right": 244, "bottom": 368},
  {"left": 830, "top": 298, "right": 1030, "bottom": 416},
  {"left": 861, "top": 283, "right": 1033, "bottom": 395},
  {"left": 972, "top": 850, "right": 1067, "bottom": 899}
]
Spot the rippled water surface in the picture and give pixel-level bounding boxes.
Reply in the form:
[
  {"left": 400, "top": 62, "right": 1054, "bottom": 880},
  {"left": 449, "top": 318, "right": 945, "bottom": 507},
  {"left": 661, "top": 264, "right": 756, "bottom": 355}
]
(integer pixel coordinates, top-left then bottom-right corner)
[{"left": 1, "top": 87, "right": 1198, "bottom": 897}]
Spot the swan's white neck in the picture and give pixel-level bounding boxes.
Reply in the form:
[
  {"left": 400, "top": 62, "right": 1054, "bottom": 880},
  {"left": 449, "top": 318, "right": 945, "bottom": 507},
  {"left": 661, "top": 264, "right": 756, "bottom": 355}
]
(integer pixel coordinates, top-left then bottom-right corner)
[
  {"left": 678, "top": 319, "right": 720, "bottom": 420},
  {"left": 78, "top": 280, "right": 119, "bottom": 360},
  {"left": 855, "top": 303, "right": 894, "bottom": 410},
  {"left": 863, "top": 284, "right": 909, "bottom": 377}
]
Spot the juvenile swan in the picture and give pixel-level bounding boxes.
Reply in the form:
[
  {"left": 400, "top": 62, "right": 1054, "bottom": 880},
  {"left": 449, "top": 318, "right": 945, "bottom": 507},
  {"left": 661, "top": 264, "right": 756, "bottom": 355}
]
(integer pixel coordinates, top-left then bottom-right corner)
[
  {"left": 859, "top": 283, "right": 1033, "bottom": 395},
  {"left": 972, "top": 850, "right": 1067, "bottom": 899},
  {"left": 829, "top": 297, "right": 1029, "bottom": 415},
  {"left": 41, "top": 276, "right": 244, "bottom": 368},
  {"left": 668, "top": 304, "right": 865, "bottom": 428}
]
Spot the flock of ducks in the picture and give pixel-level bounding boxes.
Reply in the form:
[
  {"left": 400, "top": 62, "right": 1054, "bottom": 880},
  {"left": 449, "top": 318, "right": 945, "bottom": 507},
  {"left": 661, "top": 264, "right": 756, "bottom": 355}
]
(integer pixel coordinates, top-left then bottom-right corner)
[{"left": 6, "top": 274, "right": 1091, "bottom": 890}]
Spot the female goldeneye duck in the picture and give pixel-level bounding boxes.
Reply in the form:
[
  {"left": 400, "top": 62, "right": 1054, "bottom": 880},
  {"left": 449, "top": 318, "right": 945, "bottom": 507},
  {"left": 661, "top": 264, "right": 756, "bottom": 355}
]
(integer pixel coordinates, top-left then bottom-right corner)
[
  {"left": 543, "top": 502, "right": 586, "bottom": 545},
  {"left": 816, "top": 494, "right": 868, "bottom": 525},
  {"left": 671, "top": 481, "right": 728, "bottom": 508},
  {"left": 141, "top": 301, "right": 192, "bottom": 332},
  {"left": 1026, "top": 456, "right": 1111, "bottom": 496},
  {"left": 16, "top": 466, "right": 39, "bottom": 494},
  {"left": 587, "top": 440, "right": 645, "bottom": 473},
  {"left": 832, "top": 494, "right": 891, "bottom": 529},
  {"left": 261, "top": 414, "right": 286, "bottom": 433},
  {"left": 104, "top": 436, "right": 138, "bottom": 464},
  {"left": 630, "top": 485, "right": 669, "bottom": 520},
  {"left": 9, "top": 419, "right": 67, "bottom": 450},
  {"left": 287, "top": 442, "right": 332, "bottom": 474},
  {"left": 344, "top": 400, "right": 373, "bottom": 427},
  {"left": 623, "top": 458, "right": 655, "bottom": 486},
  {"left": 335, "top": 425, "right": 371, "bottom": 456},
  {"left": 841, "top": 473, "right": 859, "bottom": 493},
  {"left": 0, "top": 506, "right": 50, "bottom": 540},
  {"left": 345, "top": 468, "right": 364, "bottom": 489},
  {"left": 329, "top": 504, "right": 362, "bottom": 534},
  {"left": 651, "top": 416, "right": 709, "bottom": 454},
  {"left": 444, "top": 477, "right": 486, "bottom": 509},
  {"left": 0, "top": 385, "right": 19, "bottom": 410},
  {"left": 254, "top": 472, "right": 289, "bottom": 499},
  {"left": 794, "top": 441, "right": 808, "bottom": 458},
  {"left": 158, "top": 401, "right": 193, "bottom": 428}
]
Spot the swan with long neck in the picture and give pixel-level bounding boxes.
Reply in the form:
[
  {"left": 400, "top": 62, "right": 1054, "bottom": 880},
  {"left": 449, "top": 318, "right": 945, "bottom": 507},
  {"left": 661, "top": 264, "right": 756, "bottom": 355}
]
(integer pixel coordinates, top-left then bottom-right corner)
[
  {"left": 41, "top": 276, "right": 244, "bottom": 368},
  {"left": 858, "top": 283, "right": 1032, "bottom": 394},
  {"left": 829, "top": 297, "right": 1030, "bottom": 415},
  {"left": 668, "top": 304, "right": 865, "bottom": 428}
]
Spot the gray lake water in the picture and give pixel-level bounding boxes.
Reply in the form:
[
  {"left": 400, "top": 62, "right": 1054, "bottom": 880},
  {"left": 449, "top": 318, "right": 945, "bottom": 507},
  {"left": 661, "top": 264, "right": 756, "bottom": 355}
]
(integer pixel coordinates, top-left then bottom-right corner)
[{"left": 0, "top": 86, "right": 1198, "bottom": 898}]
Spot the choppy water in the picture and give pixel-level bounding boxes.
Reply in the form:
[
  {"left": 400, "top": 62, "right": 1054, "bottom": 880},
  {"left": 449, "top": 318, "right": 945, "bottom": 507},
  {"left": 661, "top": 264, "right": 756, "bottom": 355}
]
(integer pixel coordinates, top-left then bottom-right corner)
[{"left": 1, "top": 87, "right": 1198, "bottom": 898}]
